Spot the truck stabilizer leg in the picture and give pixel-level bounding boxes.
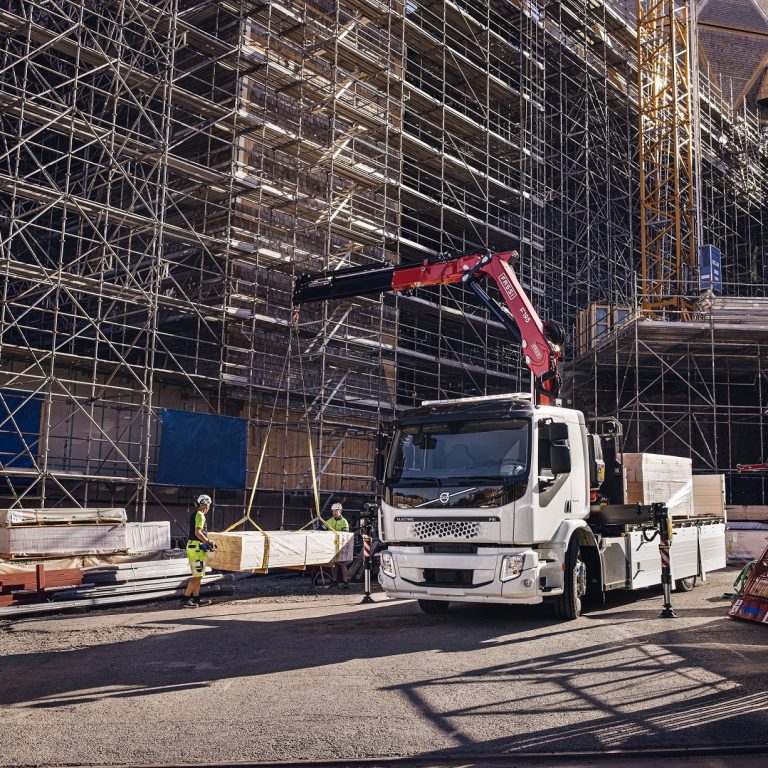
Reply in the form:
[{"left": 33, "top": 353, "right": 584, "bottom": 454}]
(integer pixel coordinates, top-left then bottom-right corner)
[
  {"left": 656, "top": 504, "right": 678, "bottom": 618},
  {"left": 360, "top": 529, "right": 374, "bottom": 604}
]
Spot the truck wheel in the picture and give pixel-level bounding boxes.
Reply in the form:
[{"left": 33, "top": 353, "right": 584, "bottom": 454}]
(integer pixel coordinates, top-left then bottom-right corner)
[
  {"left": 418, "top": 599, "right": 449, "bottom": 614},
  {"left": 554, "top": 540, "right": 586, "bottom": 620},
  {"left": 674, "top": 576, "right": 697, "bottom": 592}
]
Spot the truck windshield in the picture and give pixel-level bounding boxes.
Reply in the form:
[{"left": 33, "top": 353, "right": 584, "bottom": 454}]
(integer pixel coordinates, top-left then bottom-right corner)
[{"left": 386, "top": 419, "right": 530, "bottom": 484}]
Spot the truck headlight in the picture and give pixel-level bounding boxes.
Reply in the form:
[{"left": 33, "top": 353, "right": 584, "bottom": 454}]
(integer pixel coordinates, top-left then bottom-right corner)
[
  {"left": 500, "top": 554, "right": 525, "bottom": 582},
  {"left": 380, "top": 551, "right": 396, "bottom": 578}
]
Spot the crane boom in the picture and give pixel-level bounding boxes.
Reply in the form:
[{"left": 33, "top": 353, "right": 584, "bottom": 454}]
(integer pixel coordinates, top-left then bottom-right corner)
[{"left": 292, "top": 250, "right": 563, "bottom": 404}]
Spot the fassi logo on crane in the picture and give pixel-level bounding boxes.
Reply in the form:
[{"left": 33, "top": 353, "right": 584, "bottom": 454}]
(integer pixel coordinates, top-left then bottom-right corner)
[{"left": 497, "top": 273, "right": 521, "bottom": 308}]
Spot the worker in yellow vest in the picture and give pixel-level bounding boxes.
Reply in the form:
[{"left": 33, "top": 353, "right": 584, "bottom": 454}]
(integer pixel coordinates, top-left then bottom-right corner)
[
  {"left": 181, "top": 494, "right": 215, "bottom": 608},
  {"left": 325, "top": 502, "right": 351, "bottom": 589}
]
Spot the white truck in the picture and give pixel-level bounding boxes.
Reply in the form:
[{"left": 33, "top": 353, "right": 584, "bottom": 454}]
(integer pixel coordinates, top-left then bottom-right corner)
[
  {"left": 292, "top": 249, "right": 726, "bottom": 618},
  {"left": 374, "top": 392, "right": 725, "bottom": 618}
]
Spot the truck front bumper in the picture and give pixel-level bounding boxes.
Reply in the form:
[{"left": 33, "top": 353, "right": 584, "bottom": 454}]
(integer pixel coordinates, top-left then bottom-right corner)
[{"left": 378, "top": 546, "right": 543, "bottom": 605}]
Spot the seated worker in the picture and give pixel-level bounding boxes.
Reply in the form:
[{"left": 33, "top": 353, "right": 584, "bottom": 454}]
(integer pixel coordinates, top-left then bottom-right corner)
[
  {"left": 182, "top": 494, "right": 215, "bottom": 608},
  {"left": 325, "top": 502, "right": 352, "bottom": 589}
]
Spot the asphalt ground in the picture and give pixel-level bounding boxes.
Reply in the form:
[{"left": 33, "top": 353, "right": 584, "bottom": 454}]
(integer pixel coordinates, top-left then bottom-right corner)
[{"left": 1, "top": 568, "right": 766, "bottom": 767}]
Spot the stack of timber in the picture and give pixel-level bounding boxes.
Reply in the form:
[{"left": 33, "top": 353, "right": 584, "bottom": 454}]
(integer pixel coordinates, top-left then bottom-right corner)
[
  {"left": 0, "top": 557, "right": 233, "bottom": 618},
  {"left": 0, "top": 508, "right": 171, "bottom": 557},
  {"left": 207, "top": 530, "right": 354, "bottom": 572},
  {"left": 622, "top": 454, "right": 695, "bottom": 517},
  {"left": 0, "top": 507, "right": 198, "bottom": 618}
]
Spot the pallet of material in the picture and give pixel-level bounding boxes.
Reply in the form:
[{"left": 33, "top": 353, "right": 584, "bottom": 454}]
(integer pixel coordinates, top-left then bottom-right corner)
[
  {"left": 727, "top": 505, "right": 768, "bottom": 522},
  {"left": 207, "top": 530, "right": 354, "bottom": 572},
  {"left": 125, "top": 522, "right": 171, "bottom": 552},
  {"left": 622, "top": 453, "right": 694, "bottom": 517},
  {"left": 692, "top": 474, "right": 726, "bottom": 517},
  {"left": 0, "top": 521, "right": 171, "bottom": 557},
  {"left": 0, "top": 508, "right": 127, "bottom": 526},
  {"left": 726, "top": 522, "right": 768, "bottom": 564}
]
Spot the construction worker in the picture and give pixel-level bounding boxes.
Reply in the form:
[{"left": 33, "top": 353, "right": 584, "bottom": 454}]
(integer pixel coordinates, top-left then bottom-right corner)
[
  {"left": 181, "top": 494, "right": 215, "bottom": 608},
  {"left": 325, "top": 502, "right": 351, "bottom": 589}
]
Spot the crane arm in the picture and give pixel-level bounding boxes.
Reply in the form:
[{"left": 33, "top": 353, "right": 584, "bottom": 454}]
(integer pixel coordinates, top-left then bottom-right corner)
[{"left": 292, "top": 250, "right": 562, "bottom": 404}]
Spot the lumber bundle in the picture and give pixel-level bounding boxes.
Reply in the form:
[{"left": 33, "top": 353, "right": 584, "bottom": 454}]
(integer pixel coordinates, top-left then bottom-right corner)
[
  {"left": 0, "top": 511, "right": 170, "bottom": 557},
  {"left": 622, "top": 453, "right": 694, "bottom": 517},
  {"left": 0, "top": 508, "right": 126, "bottom": 526},
  {"left": 0, "top": 556, "right": 233, "bottom": 617},
  {"left": 207, "top": 530, "right": 354, "bottom": 572}
]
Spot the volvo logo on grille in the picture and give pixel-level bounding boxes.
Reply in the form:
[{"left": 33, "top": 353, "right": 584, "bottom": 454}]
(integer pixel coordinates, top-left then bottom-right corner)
[{"left": 439, "top": 492, "right": 451, "bottom": 505}]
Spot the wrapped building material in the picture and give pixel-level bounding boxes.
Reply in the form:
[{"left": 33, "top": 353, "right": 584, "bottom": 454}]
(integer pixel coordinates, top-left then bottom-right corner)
[
  {"left": 0, "top": 508, "right": 127, "bottom": 526},
  {"left": 207, "top": 530, "right": 354, "bottom": 572},
  {"left": 0, "top": 524, "right": 128, "bottom": 557},
  {"left": 692, "top": 474, "right": 726, "bottom": 517},
  {"left": 125, "top": 522, "right": 171, "bottom": 553},
  {"left": 622, "top": 453, "right": 693, "bottom": 517},
  {"left": 726, "top": 522, "right": 768, "bottom": 565},
  {"left": 0, "top": 521, "right": 171, "bottom": 557}
]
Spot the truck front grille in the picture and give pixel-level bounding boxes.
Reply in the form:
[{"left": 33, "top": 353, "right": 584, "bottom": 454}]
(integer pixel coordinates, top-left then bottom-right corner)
[
  {"left": 423, "top": 569, "right": 474, "bottom": 586},
  {"left": 423, "top": 543, "right": 478, "bottom": 554},
  {"left": 412, "top": 520, "right": 480, "bottom": 539}
]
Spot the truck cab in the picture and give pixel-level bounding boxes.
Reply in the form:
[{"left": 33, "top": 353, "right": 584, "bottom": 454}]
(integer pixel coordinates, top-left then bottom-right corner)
[{"left": 377, "top": 393, "right": 596, "bottom": 616}]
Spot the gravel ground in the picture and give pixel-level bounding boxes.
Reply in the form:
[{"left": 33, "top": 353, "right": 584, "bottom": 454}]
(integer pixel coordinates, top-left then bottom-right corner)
[{"left": 1, "top": 568, "right": 766, "bottom": 767}]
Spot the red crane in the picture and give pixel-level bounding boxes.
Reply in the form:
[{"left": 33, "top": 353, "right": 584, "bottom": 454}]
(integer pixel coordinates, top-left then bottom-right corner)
[{"left": 292, "top": 249, "right": 564, "bottom": 405}]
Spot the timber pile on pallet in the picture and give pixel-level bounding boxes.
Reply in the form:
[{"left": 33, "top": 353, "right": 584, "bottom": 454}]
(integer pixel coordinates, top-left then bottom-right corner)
[
  {"left": 0, "top": 507, "right": 222, "bottom": 618},
  {"left": 0, "top": 558, "right": 233, "bottom": 618},
  {"left": 0, "top": 507, "right": 171, "bottom": 558}
]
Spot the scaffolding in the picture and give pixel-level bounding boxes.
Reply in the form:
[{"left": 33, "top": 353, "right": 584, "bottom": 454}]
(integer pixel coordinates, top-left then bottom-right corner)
[{"left": 1, "top": 0, "right": 767, "bottom": 530}]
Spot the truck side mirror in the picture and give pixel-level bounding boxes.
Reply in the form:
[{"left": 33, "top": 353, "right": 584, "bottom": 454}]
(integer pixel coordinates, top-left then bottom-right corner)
[
  {"left": 550, "top": 444, "right": 571, "bottom": 475},
  {"left": 374, "top": 452, "right": 386, "bottom": 483},
  {"left": 548, "top": 422, "right": 569, "bottom": 442}
]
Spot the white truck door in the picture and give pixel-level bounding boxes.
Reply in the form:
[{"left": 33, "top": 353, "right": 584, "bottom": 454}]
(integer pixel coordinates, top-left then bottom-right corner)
[{"left": 528, "top": 417, "right": 573, "bottom": 543}]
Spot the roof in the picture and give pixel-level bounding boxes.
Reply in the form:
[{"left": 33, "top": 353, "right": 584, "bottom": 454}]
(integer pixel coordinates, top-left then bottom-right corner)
[{"left": 699, "top": 0, "right": 768, "bottom": 32}]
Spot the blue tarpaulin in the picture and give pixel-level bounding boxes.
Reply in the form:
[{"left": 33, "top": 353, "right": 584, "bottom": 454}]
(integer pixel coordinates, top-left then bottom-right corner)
[
  {"left": 156, "top": 409, "right": 247, "bottom": 489},
  {"left": 0, "top": 389, "right": 42, "bottom": 469}
]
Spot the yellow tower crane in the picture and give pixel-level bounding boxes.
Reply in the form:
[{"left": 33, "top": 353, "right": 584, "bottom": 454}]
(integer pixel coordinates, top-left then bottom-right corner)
[{"left": 636, "top": 0, "right": 699, "bottom": 318}]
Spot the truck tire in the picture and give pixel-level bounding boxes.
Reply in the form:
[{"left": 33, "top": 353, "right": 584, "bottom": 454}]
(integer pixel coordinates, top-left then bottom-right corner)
[
  {"left": 674, "top": 576, "right": 697, "bottom": 592},
  {"left": 418, "top": 599, "right": 449, "bottom": 614},
  {"left": 553, "top": 539, "right": 586, "bottom": 620}
]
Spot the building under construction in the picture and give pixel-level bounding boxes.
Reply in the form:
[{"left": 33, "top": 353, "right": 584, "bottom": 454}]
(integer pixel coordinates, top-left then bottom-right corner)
[{"left": 1, "top": 0, "right": 767, "bottom": 534}]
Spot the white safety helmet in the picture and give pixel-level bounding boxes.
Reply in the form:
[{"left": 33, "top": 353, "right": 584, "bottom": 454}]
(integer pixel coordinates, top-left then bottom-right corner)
[
  {"left": 196, "top": 494, "right": 212, "bottom": 509},
  {"left": 331, "top": 502, "right": 343, "bottom": 512}
]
